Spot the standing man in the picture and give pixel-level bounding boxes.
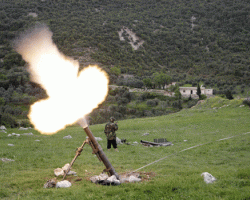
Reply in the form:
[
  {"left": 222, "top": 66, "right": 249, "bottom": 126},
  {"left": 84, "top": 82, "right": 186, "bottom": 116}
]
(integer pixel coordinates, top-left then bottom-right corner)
[{"left": 104, "top": 117, "right": 119, "bottom": 152}]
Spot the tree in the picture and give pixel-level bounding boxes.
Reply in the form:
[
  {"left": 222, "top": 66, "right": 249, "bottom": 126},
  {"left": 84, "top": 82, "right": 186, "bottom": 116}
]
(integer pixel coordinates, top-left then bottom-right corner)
[
  {"left": 153, "top": 72, "right": 172, "bottom": 89},
  {"left": 174, "top": 88, "right": 182, "bottom": 100},
  {"left": 110, "top": 66, "right": 121, "bottom": 76},
  {"left": 225, "top": 90, "right": 234, "bottom": 100},
  {"left": 143, "top": 78, "right": 153, "bottom": 89},
  {"left": 197, "top": 82, "right": 201, "bottom": 99},
  {"left": 0, "top": 97, "right": 5, "bottom": 106}
]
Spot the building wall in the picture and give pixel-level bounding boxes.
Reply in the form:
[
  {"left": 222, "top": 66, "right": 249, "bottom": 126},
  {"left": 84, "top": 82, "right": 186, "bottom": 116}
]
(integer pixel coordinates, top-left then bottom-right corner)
[{"left": 179, "top": 87, "right": 213, "bottom": 96}]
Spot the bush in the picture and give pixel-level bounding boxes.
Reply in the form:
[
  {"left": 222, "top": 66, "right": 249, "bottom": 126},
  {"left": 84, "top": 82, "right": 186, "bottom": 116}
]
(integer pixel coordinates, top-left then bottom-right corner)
[
  {"left": 199, "top": 94, "right": 207, "bottom": 100},
  {"left": 138, "top": 92, "right": 158, "bottom": 101},
  {"left": 0, "top": 97, "right": 5, "bottom": 106},
  {"left": 106, "top": 96, "right": 116, "bottom": 103},
  {"left": 144, "top": 110, "right": 154, "bottom": 117},
  {"left": 2, "top": 105, "right": 14, "bottom": 114},
  {"left": 19, "top": 119, "right": 32, "bottom": 127},
  {"left": 113, "top": 111, "right": 123, "bottom": 120},
  {"left": 146, "top": 99, "right": 159, "bottom": 107},
  {"left": 117, "top": 97, "right": 129, "bottom": 105},
  {"left": 21, "top": 111, "right": 29, "bottom": 117},
  {"left": 225, "top": 90, "right": 234, "bottom": 100},
  {"left": 187, "top": 100, "right": 198, "bottom": 108},
  {"left": 1, "top": 113, "right": 18, "bottom": 128},
  {"left": 243, "top": 99, "right": 250, "bottom": 107},
  {"left": 159, "top": 101, "right": 168, "bottom": 109},
  {"left": 13, "top": 107, "right": 22, "bottom": 116}
]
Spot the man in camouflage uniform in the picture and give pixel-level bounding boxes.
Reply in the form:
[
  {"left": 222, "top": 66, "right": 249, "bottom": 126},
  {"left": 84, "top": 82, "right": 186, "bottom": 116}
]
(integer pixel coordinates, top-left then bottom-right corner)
[{"left": 104, "top": 117, "right": 119, "bottom": 151}]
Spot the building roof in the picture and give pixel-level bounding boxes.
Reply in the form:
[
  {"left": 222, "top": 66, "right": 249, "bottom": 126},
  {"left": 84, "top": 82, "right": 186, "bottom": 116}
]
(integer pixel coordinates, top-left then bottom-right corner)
[{"left": 179, "top": 87, "right": 205, "bottom": 90}]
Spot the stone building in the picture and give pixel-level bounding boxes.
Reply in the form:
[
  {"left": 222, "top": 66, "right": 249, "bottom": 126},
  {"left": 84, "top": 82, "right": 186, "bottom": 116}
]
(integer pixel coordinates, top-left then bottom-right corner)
[{"left": 179, "top": 86, "right": 213, "bottom": 97}]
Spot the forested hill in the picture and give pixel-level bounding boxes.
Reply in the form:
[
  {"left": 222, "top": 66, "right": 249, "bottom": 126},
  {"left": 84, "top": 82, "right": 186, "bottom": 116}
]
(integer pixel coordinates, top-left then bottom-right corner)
[{"left": 0, "top": 0, "right": 250, "bottom": 92}]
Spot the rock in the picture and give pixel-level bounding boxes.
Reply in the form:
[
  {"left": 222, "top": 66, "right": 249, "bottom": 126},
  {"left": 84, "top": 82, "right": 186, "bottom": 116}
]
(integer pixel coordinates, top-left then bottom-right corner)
[
  {"left": 90, "top": 172, "right": 142, "bottom": 185},
  {"left": 119, "top": 172, "right": 141, "bottom": 183},
  {"left": 107, "top": 175, "right": 117, "bottom": 182},
  {"left": 86, "top": 136, "right": 103, "bottom": 141},
  {"left": 90, "top": 174, "right": 120, "bottom": 185},
  {"left": 8, "top": 144, "right": 14, "bottom": 146},
  {"left": 201, "top": 172, "right": 216, "bottom": 184},
  {"left": 90, "top": 173, "right": 121, "bottom": 185},
  {"left": 184, "top": 140, "right": 187, "bottom": 142},
  {"left": 28, "top": 12, "right": 38, "bottom": 17},
  {"left": 0, "top": 125, "right": 6, "bottom": 130},
  {"left": 54, "top": 168, "right": 64, "bottom": 176},
  {"left": 1, "top": 158, "right": 15, "bottom": 162},
  {"left": 99, "top": 173, "right": 109, "bottom": 181},
  {"left": 90, "top": 175, "right": 100, "bottom": 183},
  {"left": 107, "top": 175, "right": 121, "bottom": 185},
  {"left": 63, "top": 135, "right": 72, "bottom": 139},
  {"left": 56, "top": 180, "right": 72, "bottom": 188},
  {"left": 44, "top": 178, "right": 57, "bottom": 188},
  {"left": 142, "top": 133, "right": 149, "bottom": 136},
  {"left": 62, "top": 163, "right": 70, "bottom": 171},
  {"left": 54, "top": 163, "right": 76, "bottom": 177},
  {"left": 133, "top": 141, "right": 138, "bottom": 145},
  {"left": 8, "top": 133, "right": 20, "bottom": 137},
  {"left": 1, "top": 130, "right": 7, "bottom": 133},
  {"left": 22, "top": 132, "right": 33, "bottom": 136},
  {"left": 120, "top": 177, "right": 129, "bottom": 183},
  {"left": 95, "top": 137, "right": 103, "bottom": 141},
  {"left": 67, "top": 171, "right": 77, "bottom": 175},
  {"left": 35, "top": 140, "right": 40, "bottom": 142},
  {"left": 19, "top": 127, "right": 29, "bottom": 130},
  {"left": 129, "top": 175, "right": 141, "bottom": 183}
]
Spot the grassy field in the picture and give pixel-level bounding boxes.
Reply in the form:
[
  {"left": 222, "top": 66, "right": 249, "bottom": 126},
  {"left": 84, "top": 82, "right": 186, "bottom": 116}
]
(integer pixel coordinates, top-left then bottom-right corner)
[{"left": 0, "top": 97, "right": 250, "bottom": 200}]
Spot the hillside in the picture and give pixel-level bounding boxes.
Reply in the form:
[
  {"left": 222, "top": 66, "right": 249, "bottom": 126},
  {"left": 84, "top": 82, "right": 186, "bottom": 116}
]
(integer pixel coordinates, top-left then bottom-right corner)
[
  {"left": 1, "top": 0, "right": 250, "bottom": 87},
  {"left": 0, "top": 0, "right": 250, "bottom": 127}
]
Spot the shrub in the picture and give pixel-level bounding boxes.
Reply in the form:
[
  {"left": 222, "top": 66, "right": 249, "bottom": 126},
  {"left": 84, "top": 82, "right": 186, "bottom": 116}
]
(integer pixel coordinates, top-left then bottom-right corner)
[
  {"left": 106, "top": 96, "right": 116, "bottom": 103},
  {"left": 187, "top": 100, "right": 198, "bottom": 108},
  {"left": 1, "top": 113, "right": 18, "bottom": 128},
  {"left": 146, "top": 99, "right": 159, "bottom": 107},
  {"left": 22, "top": 96, "right": 32, "bottom": 104},
  {"left": 13, "top": 107, "right": 22, "bottom": 116},
  {"left": 2, "top": 105, "right": 14, "bottom": 114},
  {"left": 243, "top": 99, "right": 250, "bottom": 107},
  {"left": 0, "top": 97, "right": 5, "bottom": 106},
  {"left": 159, "top": 101, "right": 168, "bottom": 109},
  {"left": 21, "top": 111, "right": 29, "bottom": 117},
  {"left": 225, "top": 90, "right": 234, "bottom": 100},
  {"left": 19, "top": 119, "right": 32, "bottom": 127},
  {"left": 117, "top": 97, "right": 129, "bottom": 105},
  {"left": 144, "top": 110, "right": 153, "bottom": 117},
  {"left": 199, "top": 94, "right": 207, "bottom": 100},
  {"left": 113, "top": 111, "right": 123, "bottom": 120}
]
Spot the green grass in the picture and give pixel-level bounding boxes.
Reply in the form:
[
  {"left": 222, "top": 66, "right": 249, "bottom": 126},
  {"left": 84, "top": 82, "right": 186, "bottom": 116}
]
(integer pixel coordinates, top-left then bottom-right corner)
[{"left": 0, "top": 97, "right": 249, "bottom": 199}]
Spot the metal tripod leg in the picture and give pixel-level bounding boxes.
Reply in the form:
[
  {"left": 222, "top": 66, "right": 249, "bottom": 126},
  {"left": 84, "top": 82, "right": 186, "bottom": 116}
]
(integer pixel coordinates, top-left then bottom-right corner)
[{"left": 62, "top": 139, "right": 89, "bottom": 180}]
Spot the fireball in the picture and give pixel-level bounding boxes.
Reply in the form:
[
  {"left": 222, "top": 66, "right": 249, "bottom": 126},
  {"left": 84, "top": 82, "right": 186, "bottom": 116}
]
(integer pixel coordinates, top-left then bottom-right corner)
[{"left": 14, "top": 24, "right": 109, "bottom": 134}]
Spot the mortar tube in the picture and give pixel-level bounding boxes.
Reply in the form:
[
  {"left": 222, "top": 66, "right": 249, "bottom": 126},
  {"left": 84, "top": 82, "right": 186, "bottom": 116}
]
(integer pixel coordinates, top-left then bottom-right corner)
[{"left": 78, "top": 120, "right": 119, "bottom": 180}]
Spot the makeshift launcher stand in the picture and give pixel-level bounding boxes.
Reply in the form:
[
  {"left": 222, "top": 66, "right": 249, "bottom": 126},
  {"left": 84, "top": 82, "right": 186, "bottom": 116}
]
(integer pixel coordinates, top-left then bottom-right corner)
[{"left": 63, "top": 119, "right": 119, "bottom": 180}]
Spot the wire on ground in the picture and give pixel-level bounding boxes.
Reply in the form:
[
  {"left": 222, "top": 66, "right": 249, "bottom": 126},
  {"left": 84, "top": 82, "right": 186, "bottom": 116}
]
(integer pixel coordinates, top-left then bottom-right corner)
[{"left": 133, "top": 132, "right": 250, "bottom": 172}]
